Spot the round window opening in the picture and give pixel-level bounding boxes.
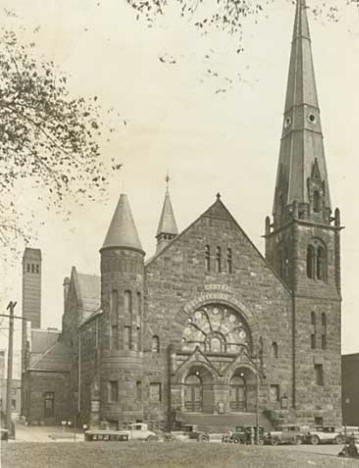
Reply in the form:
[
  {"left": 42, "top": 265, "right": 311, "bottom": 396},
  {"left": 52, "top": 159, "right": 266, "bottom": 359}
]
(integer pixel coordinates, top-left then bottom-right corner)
[
  {"left": 308, "top": 113, "right": 316, "bottom": 123},
  {"left": 284, "top": 116, "right": 291, "bottom": 128}
]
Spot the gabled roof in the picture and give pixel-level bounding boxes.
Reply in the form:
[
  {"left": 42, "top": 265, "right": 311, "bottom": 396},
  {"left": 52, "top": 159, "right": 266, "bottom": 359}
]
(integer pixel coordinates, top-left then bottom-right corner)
[
  {"left": 102, "top": 193, "right": 143, "bottom": 251},
  {"left": 29, "top": 340, "right": 72, "bottom": 373},
  {"left": 30, "top": 328, "right": 60, "bottom": 354},
  {"left": 68, "top": 267, "right": 100, "bottom": 316},
  {"left": 145, "top": 194, "right": 290, "bottom": 292}
]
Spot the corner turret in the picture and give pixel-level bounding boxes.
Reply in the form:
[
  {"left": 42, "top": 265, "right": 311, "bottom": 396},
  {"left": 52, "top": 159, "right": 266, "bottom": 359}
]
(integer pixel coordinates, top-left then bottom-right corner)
[{"left": 99, "top": 193, "right": 145, "bottom": 426}]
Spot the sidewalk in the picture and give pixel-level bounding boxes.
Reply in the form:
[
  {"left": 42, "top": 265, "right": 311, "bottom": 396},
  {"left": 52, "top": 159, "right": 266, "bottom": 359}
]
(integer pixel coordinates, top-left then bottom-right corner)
[{"left": 13, "top": 423, "right": 84, "bottom": 442}]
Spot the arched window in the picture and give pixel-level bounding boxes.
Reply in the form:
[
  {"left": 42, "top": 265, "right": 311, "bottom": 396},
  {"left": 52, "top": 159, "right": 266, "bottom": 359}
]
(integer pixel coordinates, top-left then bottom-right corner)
[
  {"left": 110, "top": 290, "right": 119, "bottom": 350},
  {"left": 307, "top": 245, "right": 315, "bottom": 279},
  {"left": 272, "top": 342, "right": 278, "bottom": 358},
  {"left": 205, "top": 245, "right": 210, "bottom": 272},
  {"left": 124, "top": 291, "right": 132, "bottom": 350},
  {"left": 215, "top": 247, "right": 221, "bottom": 273},
  {"left": 317, "top": 246, "right": 326, "bottom": 281},
  {"left": 227, "top": 248, "right": 232, "bottom": 274},
  {"left": 311, "top": 311, "right": 316, "bottom": 349},
  {"left": 152, "top": 335, "right": 160, "bottom": 353},
  {"left": 124, "top": 290, "right": 132, "bottom": 317},
  {"left": 137, "top": 292, "right": 142, "bottom": 351},
  {"left": 313, "top": 190, "right": 320, "bottom": 212},
  {"left": 321, "top": 313, "right": 327, "bottom": 350}
]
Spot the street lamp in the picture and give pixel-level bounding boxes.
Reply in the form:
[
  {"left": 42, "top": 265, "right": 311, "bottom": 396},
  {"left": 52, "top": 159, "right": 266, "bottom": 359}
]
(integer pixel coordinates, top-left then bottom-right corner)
[{"left": 241, "top": 347, "right": 263, "bottom": 445}]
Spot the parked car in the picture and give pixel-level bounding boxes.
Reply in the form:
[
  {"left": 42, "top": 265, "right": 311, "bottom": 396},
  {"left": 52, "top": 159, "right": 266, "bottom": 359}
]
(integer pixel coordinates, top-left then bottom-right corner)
[
  {"left": 307, "top": 426, "right": 344, "bottom": 445},
  {"left": 266, "top": 424, "right": 309, "bottom": 445},
  {"left": 85, "top": 422, "right": 157, "bottom": 442},
  {"left": 222, "top": 426, "right": 264, "bottom": 445},
  {"left": 182, "top": 424, "right": 209, "bottom": 442}
]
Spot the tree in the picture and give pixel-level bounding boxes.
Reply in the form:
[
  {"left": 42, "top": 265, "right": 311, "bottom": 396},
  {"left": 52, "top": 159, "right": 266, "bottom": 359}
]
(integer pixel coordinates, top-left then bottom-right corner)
[
  {"left": 127, "top": 0, "right": 358, "bottom": 50},
  {"left": 0, "top": 29, "right": 121, "bottom": 255}
]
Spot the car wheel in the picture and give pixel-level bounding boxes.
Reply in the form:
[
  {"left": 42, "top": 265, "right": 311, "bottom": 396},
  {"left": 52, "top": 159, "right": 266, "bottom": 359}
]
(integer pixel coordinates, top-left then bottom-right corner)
[
  {"left": 233, "top": 438, "right": 240, "bottom": 444},
  {"left": 295, "top": 437, "right": 302, "bottom": 445},
  {"left": 270, "top": 438, "right": 279, "bottom": 446},
  {"left": 310, "top": 435, "right": 320, "bottom": 445},
  {"left": 146, "top": 435, "right": 158, "bottom": 442}
]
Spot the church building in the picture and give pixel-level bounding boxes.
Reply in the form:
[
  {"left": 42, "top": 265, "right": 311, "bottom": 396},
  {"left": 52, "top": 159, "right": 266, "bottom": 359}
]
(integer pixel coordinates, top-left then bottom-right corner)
[{"left": 22, "top": 0, "right": 343, "bottom": 431}]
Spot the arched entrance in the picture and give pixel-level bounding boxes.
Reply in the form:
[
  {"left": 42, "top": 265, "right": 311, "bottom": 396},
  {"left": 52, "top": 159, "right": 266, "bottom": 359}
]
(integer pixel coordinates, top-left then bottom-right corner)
[
  {"left": 230, "top": 375, "right": 247, "bottom": 411},
  {"left": 229, "top": 367, "right": 256, "bottom": 412},
  {"left": 184, "top": 374, "right": 202, "bottom": 412},
  {"left": 184, "top": 366, "right": 214, "bottom": 413}
]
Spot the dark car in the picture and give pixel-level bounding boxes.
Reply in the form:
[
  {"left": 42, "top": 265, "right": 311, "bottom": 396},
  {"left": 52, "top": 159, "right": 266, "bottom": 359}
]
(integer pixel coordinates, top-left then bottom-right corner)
[
  {"left": 222, "top": 425, "right": 264, "bottom": 445},
  {"left": 182, "top": 424, "right": 209, "bottom": 442}
]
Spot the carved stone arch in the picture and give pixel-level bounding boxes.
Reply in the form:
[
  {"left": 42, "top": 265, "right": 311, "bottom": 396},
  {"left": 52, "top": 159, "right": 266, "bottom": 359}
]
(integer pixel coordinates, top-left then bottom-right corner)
[
  {"left": 223, "top": 354, "right": 258, "bottom": 385},
  {"left": 175, "top": 348, "right": 220, "bottom": 384},
  {"left": 174, "top": 291, "right": 261, "bottom": 346}
]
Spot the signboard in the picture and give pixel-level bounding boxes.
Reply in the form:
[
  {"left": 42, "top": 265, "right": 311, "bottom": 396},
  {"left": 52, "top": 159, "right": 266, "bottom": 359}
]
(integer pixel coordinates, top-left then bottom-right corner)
[{"left": 91, "top": 400, "right": 100, "bottom": 412}]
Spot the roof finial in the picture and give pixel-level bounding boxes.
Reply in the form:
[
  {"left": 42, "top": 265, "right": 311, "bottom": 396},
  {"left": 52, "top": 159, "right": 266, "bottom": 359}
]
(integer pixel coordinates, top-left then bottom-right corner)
[
  {"left": 165, "top": 172, "right": 170, "bottom": 193},
  {"left": 216, "top": 192, "right": 221, "bottom": 200}
]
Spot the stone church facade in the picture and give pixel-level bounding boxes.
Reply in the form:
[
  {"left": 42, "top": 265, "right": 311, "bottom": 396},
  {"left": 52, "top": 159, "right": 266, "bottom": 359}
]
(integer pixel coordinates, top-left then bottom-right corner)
[{"left": 22, "top": 0, "right": 342, "bottom": 430}]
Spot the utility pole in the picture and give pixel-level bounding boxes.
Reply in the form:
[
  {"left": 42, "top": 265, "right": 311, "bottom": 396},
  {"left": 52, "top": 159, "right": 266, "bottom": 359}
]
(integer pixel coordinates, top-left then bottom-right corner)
[{"left": 5, "top": 301, "right": 16, "bottom": 436}]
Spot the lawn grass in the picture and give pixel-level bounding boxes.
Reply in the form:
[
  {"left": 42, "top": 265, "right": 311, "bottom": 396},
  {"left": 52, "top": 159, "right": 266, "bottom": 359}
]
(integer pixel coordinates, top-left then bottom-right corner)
[{"left": 1, "top": 441, "right": 359, "bottom": 468}]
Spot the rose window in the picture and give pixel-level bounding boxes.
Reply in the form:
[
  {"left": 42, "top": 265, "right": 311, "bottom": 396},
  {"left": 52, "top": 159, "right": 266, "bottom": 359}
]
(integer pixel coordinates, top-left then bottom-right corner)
[{"left": 182, "top": 304, "right": 251, "bottom": 353}]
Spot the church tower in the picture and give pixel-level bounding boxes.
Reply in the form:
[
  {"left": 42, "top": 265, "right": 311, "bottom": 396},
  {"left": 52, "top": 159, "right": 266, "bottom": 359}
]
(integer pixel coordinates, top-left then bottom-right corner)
[
  {"left": 100, "top": 193, "right": 145, "bottom": 426},
  {"left": 155, "top": 176, "right": 178, "bottom": 254},
  {"left": 265, "top": 0, "right": 342, "bottom": 425}
]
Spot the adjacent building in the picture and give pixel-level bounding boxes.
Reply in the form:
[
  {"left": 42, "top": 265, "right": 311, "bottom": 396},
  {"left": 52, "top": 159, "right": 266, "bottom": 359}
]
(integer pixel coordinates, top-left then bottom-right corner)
[{"left": 22, "top": 0, "right": 343, "bottom": 431}]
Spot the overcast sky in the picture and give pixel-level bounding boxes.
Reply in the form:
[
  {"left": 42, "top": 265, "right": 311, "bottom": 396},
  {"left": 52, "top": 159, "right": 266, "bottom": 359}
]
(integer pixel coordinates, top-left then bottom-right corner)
[{"left": 1, "top": 0, "right": 358, "bottom": 365}]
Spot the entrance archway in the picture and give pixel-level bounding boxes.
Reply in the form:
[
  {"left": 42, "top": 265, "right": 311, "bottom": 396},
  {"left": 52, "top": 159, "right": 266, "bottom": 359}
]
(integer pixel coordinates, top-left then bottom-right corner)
[
  {"left": 230, "top": 375, "right": 247, "bottom": 411},
  {"left": 184, "top": 366, "right": 214, "bottom": 413},
  {"left": 184, "top": 374, "right": 202, "bottom": 412},
  {"left": 229, "top": 367, "right": 256, "bottom": 412}
]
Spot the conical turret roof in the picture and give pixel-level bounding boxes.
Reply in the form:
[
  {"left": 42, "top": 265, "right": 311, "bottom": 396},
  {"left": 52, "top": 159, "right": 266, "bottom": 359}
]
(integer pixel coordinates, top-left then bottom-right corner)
[
  {"left": 156, "top": 188, "right": 178, "bottom": 238},
  {"left": 102, "top": 193, "right": 143, "bottom": 251}
]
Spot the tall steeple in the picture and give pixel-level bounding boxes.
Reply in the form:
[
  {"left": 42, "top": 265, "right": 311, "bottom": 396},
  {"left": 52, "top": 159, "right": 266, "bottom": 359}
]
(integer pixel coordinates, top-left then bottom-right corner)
[
  {"left": 273, "top": 0, "right": 331, "bottom": 229},
  {"left": 102, "top": 193, "right": 143, "bottom": 252},
  {"left": 156, "top": 175, "right": 178, "bottom": 253}
]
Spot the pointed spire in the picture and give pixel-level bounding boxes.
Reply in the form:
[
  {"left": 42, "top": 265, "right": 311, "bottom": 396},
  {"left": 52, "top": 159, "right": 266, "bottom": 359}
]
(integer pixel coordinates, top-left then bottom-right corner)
[
  {"left": 156, "top": 175, "right": 178, "bottom": 253},
  {"left": 273, "top": 0, "right": 331, "bottom": 227},
  {"left": 102, "top": 193, "right": 143, "bottom": 251}
]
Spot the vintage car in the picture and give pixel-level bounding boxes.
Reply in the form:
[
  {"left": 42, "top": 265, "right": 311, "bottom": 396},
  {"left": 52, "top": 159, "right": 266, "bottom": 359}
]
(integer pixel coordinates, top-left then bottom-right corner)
[
  {"left": 307, "top": 426, "right": 344, "bottom": 445},
  {"left": 222, "top": 426, "right": 264, "bottom": 445},
  {"left": 266, "top": 424, "right": 309, "bottom": 445},
  {"left": 182, "top": 424, "right": 209, "bottom": 442},
  {"left": 85, "top": 422, "right": 158, "bottom": 442}
]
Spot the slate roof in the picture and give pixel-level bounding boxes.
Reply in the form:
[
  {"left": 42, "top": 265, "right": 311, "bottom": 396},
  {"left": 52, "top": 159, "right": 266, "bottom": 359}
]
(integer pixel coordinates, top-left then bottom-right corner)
[
  {"left": 274, "top": 0, "right": 331, "bottom": 210},
  {"left": 29, "top": 340, "right": 72, "bottom": 372},
  {"left": 31, "top": 328, "right": 60, "bottom": 354},
  {"left": 74, "top": 270, "right": 101, "bottom": 314},
  {"left": 102, "top": 193, "right": 143, "bottom": 251},
  {"left": 156, "top": 189, "right": 178, "bottom": 237}
]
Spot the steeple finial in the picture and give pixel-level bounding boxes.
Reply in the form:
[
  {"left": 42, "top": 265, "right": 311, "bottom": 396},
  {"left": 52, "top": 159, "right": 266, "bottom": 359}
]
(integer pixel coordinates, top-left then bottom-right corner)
[
  {"left": 272, "top": 0, "right": 331, "bottom": 227},
  {"left": 155, "top": 176, "right": 178, "bottom": 253}
]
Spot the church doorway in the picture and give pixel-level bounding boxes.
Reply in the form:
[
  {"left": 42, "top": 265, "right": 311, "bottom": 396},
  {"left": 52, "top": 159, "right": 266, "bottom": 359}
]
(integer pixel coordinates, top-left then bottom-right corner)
[
  {"left": 229, "top": 367, "right": 256, "bottom": 412},
  {"left": 230, "top": 375, "right": 247, "bottom": 411},
  {"left": 184, "top": 374, "right": 202, "bottom": 412},
  {"left": 184, "top": 366, "right": 214, "bottom": 413}
]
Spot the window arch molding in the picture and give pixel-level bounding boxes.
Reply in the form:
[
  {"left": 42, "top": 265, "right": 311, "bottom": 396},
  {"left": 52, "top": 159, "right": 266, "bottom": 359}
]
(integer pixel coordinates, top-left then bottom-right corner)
[{"left": 306, "top": 238, "right": 327, "bottom": 281}]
